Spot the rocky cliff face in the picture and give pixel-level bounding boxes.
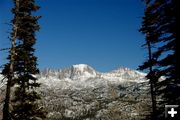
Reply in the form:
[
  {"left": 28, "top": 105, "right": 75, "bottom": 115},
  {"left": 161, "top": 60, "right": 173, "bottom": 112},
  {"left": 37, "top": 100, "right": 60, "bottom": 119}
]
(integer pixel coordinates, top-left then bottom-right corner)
[{"left": 0, "top": 64, "right": 151, "bottom": 120}]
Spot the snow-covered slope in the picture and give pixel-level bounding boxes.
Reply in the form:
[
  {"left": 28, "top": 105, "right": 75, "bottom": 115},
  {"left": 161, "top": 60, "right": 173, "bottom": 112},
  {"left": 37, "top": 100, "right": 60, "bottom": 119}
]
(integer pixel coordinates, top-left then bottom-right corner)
[{"left": 0, "top": 64, "right": 151, "bottom": 120}]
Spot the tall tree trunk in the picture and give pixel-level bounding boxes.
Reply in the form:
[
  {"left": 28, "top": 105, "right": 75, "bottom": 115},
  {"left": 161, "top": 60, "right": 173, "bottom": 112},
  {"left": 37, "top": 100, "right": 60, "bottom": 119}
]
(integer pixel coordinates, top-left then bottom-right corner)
[{"left": 147, "top": 39, "right": 157, "bottom": 120}]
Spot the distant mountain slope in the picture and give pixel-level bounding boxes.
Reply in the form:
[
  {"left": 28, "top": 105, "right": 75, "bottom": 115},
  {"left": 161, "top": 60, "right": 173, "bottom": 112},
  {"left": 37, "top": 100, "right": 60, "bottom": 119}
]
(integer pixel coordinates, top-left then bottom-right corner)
[{"left": 0, "top": 64, "right": 151, "bottom": 120}]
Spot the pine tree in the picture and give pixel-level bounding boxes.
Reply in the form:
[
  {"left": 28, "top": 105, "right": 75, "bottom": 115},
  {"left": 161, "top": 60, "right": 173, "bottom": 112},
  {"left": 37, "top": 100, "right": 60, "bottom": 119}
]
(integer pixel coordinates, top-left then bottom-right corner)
[
  {"left": 139, "top": 0, "right": 179, "bottom": 119},
  {"left": 2, "top": 0, "right": 47, "bottom": 119}
]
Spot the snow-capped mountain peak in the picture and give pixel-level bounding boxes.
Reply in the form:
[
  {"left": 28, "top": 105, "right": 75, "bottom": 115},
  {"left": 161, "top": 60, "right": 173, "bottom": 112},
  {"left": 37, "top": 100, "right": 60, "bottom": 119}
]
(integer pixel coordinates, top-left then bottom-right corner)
[
  {"left": 72, "top": 64, "right": 96, "bottom": 74},
  {"left": 98, "top": 67, "right": 146, "bottom": 82},
  {"left": 40, "top": 64, "right": 98, "bottom": 80},
  {"left": 70, "top": 64, "right": 97, "bottom": 79},
  {"left": 72, "top": 64, "right": 91, "bottom": 71}
]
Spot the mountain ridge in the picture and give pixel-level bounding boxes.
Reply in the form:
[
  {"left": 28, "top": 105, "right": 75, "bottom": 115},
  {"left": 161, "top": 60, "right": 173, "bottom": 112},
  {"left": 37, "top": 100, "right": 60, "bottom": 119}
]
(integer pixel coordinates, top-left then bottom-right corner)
[{"left": 40, "top": 64, "right": 146, "bottom": 81}]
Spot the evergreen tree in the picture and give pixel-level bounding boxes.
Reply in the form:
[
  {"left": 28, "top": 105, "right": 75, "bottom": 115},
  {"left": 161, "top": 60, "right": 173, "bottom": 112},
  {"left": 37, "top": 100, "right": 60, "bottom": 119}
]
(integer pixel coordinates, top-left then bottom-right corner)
[
  {"left": 2, "top": 0, "right": 47, "bottom": 119},
  {"left": 139, "top": 0, "right": 179, "bottom": 119}
]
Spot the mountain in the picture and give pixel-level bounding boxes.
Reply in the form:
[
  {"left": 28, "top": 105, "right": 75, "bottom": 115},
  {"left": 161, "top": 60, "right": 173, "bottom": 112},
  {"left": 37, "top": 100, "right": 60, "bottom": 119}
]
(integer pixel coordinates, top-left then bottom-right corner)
[
  {"left": 40, "top": 64, "right": 146, "bottom": 81},
  {"left": 0, "top": 64, "right": 151, "bottom": 120}
]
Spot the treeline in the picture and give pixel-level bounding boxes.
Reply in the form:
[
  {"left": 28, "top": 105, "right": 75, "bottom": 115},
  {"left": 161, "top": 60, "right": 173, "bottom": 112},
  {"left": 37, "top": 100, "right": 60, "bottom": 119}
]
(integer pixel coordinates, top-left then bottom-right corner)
[{"left": 139, "top": 0, "right": 179, "bottom": 119}]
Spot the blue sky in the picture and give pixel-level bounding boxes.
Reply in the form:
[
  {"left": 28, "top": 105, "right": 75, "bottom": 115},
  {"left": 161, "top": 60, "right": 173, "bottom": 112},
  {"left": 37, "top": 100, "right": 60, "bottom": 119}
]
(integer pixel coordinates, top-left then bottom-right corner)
[{"left": 0, "top": 0, "right": 146, "bottom": 72}]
